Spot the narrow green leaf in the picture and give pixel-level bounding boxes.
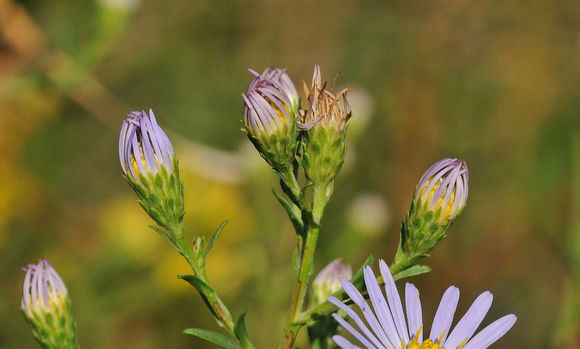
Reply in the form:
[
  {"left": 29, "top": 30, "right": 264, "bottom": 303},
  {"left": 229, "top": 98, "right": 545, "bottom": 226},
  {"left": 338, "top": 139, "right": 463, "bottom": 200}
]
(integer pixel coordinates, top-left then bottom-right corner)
[
  {"left": 234, "top": 311, "right": 253, "bottom": 349},
  {"left": 393, "top": 264, "right": 432, "bottom": 281},
  {"left": 183, "top": 328, "right": 240, "bottom": 349},
  {"left": 272, "top": 189, "right": 303, "bottom": 231},
  {"left": 178, "top": 274, "right": 220, "bottom": 320},
  {"left": 206, "top": 220, "right": 229, "bottom": 258}
]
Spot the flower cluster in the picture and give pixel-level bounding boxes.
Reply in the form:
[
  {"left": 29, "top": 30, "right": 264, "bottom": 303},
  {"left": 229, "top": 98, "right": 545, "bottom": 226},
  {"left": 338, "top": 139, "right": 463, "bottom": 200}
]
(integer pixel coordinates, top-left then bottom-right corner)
[{"left": 16, "top": 65, "right": 516, "bottom": 349}]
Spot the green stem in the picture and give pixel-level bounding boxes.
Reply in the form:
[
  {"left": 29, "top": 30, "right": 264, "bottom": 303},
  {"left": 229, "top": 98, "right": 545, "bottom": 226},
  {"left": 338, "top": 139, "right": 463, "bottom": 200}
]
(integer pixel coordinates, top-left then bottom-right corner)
[
  {"left": 175, "top": 237, "right": 236, "bottom": 332},
  {"left": 174, "top": 234, "right": 258, "bottom": 348},
  {"left": 280, "top": 222, "right": 320, "bottom": 349}
]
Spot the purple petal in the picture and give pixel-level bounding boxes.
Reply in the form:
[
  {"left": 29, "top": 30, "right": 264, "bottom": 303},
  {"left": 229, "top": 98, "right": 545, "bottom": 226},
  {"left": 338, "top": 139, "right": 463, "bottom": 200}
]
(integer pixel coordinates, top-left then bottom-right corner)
[
  {"left": 463, "top": 314, "right": 517, "bottom": 349},
  {"left": 330, "top": 312, "right": 378, "bottom": 349},
  {"left": 405, "top": 283, "right": 423, "bottom": 342},
  {"left": 429, "top": 286, "right": 460, "bottom": 343},
  {"left": 379, "top": 259, "right": 409, "bottom": 344},
  {"left": 335, "top": 279, "right": 392, "bottom": 348},
  {"left": 333, "top": 335, "right": 363, "bottom": 349},
  {"left": 444, "top": 291, "right": 493, "bottom": 349},
  {"left": 363, "top": 266, "right": 399, "bottom": 348}
]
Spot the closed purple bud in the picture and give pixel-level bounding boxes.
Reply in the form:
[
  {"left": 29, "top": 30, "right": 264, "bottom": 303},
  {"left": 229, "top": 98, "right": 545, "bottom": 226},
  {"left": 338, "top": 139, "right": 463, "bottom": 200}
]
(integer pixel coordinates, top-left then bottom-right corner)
[
  {"left": 415, "top": 158, "right": 469, "bottom": 221},
  {"left": 119, "top": 109, "right": 175, "bottom": 181},
  {"left": 242, "top": 68, "right": 299, "bottom": 170},
  {"left": 21, "top": 259, "right": 68, "bottom": 316},
  {"left": 21, "top": 259, "right": 77, "bottom": 348},
  {"left": 243, "top": 68, "right": 296, "bottom": 138},
  {"left": 311, "top": 258, "right": 352, "bottom": 306}
]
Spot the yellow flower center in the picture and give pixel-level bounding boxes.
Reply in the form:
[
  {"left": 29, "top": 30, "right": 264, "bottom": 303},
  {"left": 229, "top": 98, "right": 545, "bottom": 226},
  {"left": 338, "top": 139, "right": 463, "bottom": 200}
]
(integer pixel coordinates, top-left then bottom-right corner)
[
  {"left": 419, "top": 178, "right": 456, "bottom": 218},
  {"left": 405, "top": 328, "right": 466, "bottom": 349}
]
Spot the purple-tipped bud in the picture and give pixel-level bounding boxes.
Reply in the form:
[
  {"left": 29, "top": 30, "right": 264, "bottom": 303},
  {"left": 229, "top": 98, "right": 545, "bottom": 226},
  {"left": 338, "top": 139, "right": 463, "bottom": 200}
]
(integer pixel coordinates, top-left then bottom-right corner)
[
  {"left": 21, "top": 259, "right": 77, "bottom": 348},
  {"left": 242, "top": 68, "right": 299, "bottom": 170},
  {"left": 311, "top": 258, "right": 352, "bottom": 306},
  {"left": 119, "top": 109, "right": 175, "bottom": 182},
  {"left": 415, "top": 158, "right": 469, "bottom": 221},
  {"left": 242, "top": 68, "right": 296, "bottom": 138},
  {"left": 21, "top": 259, "right": 68, "bottom": 317}
]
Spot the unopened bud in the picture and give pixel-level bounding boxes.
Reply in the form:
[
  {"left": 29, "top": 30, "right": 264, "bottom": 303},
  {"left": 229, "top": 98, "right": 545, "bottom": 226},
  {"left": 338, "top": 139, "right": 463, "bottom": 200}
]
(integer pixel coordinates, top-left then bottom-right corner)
[
  {"left": 21, "top": 259, "right": 77, "bottom": 349},
  {"left": 242, "top": 68, "right": 299, "bottom": 171},
  {"left": 119, "top": 109, "right": 184, "bottom": 238},
  {"left": 414, "top": 158, "right": 469, "bottom": 223},
  {"left": 310, "top": 258, "right": 352, "bottom": 306}
]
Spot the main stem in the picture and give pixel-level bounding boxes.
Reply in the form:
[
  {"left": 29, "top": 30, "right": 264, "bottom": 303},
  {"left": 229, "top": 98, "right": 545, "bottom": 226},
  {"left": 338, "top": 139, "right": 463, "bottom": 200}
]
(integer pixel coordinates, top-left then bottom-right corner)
[
  {"left": 280, "top": 182, "right": 329, "bottom": 349},
  {"left": 280, "top": 223, "right": 320, "bottom": 349}
]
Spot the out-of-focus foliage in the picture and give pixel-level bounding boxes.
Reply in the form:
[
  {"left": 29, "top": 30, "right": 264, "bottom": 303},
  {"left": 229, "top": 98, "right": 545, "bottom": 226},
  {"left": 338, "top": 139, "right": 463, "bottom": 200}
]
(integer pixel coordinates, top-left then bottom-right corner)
[{"left": 0, "top": 0, "right": 578, "bottom": 347}]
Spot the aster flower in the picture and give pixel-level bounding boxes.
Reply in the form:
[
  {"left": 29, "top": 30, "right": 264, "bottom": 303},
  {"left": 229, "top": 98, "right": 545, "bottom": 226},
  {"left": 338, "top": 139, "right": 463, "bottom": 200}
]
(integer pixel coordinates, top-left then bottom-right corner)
[
  {"left": 329, "top": 260, "right": 516, "bottom": 349},
  {"left": 242, "top": 68, "right": 299, "bottom": 171},
  {"left": 21, "top": 259, "right": 77, "bottom": 349},
  {"left": 415, "top": 158, "right": 469, "bottom": 222},
  {"left": 119, "top": 109, "right": 175, "bottom": 182}
]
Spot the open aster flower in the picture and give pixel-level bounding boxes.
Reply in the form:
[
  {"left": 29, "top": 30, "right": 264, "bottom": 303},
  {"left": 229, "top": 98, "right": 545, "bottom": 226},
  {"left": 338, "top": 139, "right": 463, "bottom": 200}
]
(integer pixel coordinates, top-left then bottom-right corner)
[{"left": 329, "top": 260, "right": 516, "bottom": 349}]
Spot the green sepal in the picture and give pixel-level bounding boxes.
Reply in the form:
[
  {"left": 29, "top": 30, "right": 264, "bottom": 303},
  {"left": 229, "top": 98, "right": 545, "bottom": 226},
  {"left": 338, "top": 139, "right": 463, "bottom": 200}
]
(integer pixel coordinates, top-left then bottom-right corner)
[
  {"left": 301, "top": 123, "right": 347, "bottom": 186},
  {"left": 21, "top": 298, "right": 77, "bottom": 349},
  {"left": 234, "top": 311, "right": 254, "bottom": 349},
  {"left": 124, "top": 160, "right": 185, "bottom": 242},
  {"left": 393, "top": 264, "right": 432, "bottom": 281},
  {"left": 183, "top": 328, "right": 240, "bottom": 349}
]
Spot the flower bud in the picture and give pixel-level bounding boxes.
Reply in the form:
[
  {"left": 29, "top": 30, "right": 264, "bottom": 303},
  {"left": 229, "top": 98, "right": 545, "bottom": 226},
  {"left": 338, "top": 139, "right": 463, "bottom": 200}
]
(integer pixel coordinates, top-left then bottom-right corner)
[
  {"left": 415, "top": 158, "right": 469, "bottom": 223},
  {"left": 310, "top": 258, "right": 352, "bottom": 306},
  {"left": 299, "top": 65, "right": 352, "bottom": 186},
  {"left": 242, "top": 68, "right": 299, "bottom": 171},
  {"left": 119, "top": 109, "right": 175, "bottom": 182},
  {"left": 307, "top": 259, "right": 352, "bottom": 348},
  {"left": 119, "top": 109, "right": 184, "bottom": 238},
  {"left": 21, "top": 259, "right": 77, "bottom": 349},
  {"left": 397, "top": 158, "right": 469, "bottom": 262}
]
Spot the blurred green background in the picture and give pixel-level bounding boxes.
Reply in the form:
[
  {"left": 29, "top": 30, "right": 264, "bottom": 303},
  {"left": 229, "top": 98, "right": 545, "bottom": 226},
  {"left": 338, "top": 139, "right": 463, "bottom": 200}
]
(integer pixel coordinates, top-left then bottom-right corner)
[{"left": 1, "top": 0, "right": 579, "bottom": 347}]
